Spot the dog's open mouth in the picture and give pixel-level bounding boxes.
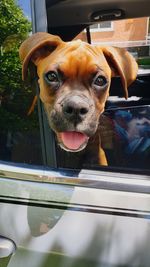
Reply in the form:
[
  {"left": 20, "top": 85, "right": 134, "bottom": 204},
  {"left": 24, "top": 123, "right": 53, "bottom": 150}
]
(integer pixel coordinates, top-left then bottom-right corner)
[{"left": 58, "top": 131, "right": 89, "bottom": 152}]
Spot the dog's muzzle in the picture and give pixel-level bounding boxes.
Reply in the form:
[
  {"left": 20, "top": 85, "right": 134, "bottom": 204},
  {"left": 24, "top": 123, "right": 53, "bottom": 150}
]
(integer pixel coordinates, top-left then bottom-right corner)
[{"left": 48, "top": 94, "right": 98, "bottom": 152}]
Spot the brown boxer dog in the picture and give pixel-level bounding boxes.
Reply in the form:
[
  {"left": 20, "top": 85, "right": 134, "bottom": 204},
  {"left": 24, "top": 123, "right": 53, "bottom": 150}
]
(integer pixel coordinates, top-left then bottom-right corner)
[{"left": 19, "top": 32, "right": 138, "bottom": 165}]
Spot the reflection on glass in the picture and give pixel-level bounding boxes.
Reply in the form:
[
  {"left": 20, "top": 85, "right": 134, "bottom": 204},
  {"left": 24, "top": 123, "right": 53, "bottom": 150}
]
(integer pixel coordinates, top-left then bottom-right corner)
[
  {"left": 102, "top": 105, "right": 150, "bottom": 169},
  {"left": 0, "top": 0, "right": 42, "bottom": 165}
]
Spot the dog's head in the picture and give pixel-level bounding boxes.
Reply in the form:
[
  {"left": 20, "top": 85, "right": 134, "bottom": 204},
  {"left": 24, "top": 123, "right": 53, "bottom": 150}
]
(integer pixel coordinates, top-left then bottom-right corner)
[{"left": 19, "top": 32, "right": 138, "bottom": 152}]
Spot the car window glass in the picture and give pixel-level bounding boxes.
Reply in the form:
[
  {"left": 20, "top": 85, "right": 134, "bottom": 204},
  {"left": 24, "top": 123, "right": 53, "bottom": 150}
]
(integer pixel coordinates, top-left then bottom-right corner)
[
  {"left": 1, "top": 3, "right": 149, "bottom": 173},
  {"left": 0, "top": 0, "right": 43, "bottom": 165}
]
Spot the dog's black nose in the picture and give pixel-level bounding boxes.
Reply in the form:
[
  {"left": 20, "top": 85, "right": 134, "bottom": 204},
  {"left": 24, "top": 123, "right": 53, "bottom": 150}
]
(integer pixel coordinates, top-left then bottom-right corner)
[{"left": 62, "top": 96, "right": 89, "bottom": 122}]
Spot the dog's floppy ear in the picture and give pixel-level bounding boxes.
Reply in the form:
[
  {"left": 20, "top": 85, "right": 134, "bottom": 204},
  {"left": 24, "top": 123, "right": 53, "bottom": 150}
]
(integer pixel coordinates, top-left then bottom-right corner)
[
  {"left": 100, "top": 46, "right": 138, "bottom": 99},
  {"left": 19, "top": 32, "right": 63, "bottom": 80}
]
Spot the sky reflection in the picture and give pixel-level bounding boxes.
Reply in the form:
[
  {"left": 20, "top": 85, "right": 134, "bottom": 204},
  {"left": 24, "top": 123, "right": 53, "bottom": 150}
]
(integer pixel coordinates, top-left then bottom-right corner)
[{"left": 17, "top": 0, "right": 31, "bottom": 20}]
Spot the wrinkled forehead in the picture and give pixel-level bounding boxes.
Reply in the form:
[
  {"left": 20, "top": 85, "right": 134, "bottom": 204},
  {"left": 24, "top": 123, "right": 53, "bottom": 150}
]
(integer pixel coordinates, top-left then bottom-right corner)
[{"left": 38, "top": 40, "right": 111, "bottom": 78}]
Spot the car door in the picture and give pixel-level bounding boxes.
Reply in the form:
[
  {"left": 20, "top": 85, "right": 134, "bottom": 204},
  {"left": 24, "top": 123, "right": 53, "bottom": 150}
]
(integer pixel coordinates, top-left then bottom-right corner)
[
  {"left": 0, "top": 0, "right": 150, "bottom": 267},
  {"left": 1, "top": 163, "right": 150, "bottom": 267}
]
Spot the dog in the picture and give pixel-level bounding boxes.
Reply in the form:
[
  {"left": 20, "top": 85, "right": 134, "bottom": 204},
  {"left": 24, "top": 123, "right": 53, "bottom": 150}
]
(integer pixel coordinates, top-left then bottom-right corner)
[{"left": 19, "top": 32, "right": 138, "bottom": 166}]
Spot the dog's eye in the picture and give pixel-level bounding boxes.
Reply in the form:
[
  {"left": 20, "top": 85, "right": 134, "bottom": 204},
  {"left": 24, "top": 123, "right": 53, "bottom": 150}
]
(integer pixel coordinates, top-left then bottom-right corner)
[
  {"left": 93, "top": 75, "right": 107, "bottom": 88},
  {"left": 45, "top": 71, "right": 59, "bottom": 83}
]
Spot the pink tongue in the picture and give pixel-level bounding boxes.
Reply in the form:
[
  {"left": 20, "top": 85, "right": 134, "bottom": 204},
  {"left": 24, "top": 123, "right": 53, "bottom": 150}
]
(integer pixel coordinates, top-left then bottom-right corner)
[{"left": 60, "top": 132, "right": 88, "bottom": 150}]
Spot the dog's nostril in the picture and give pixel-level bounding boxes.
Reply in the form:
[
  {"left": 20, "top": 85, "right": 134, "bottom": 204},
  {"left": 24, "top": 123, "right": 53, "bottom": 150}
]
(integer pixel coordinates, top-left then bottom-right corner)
[
  {"left": 64, "top": 106, "right": 88, "bottom": 116},
  {"left": 64, "top": 106, "right": 73, "bottom": 114},
  {"left": 80, "top": 107, "right": 88, "bottom": 115}
]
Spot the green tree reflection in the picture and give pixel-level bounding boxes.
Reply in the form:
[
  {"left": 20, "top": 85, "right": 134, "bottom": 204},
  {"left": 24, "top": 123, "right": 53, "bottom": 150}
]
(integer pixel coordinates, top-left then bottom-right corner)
[{"left": 0, "top": 0, "right": 38, "bottom": 131}]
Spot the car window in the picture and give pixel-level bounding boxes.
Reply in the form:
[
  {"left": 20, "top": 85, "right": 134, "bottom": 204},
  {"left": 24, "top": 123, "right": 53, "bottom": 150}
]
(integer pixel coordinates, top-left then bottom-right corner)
[
  {"left": 0, "top": 0, "right": 43, "bottom": 165},
  {"left": 1, "top": 0, "right": 150, "bottom": 173}
]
